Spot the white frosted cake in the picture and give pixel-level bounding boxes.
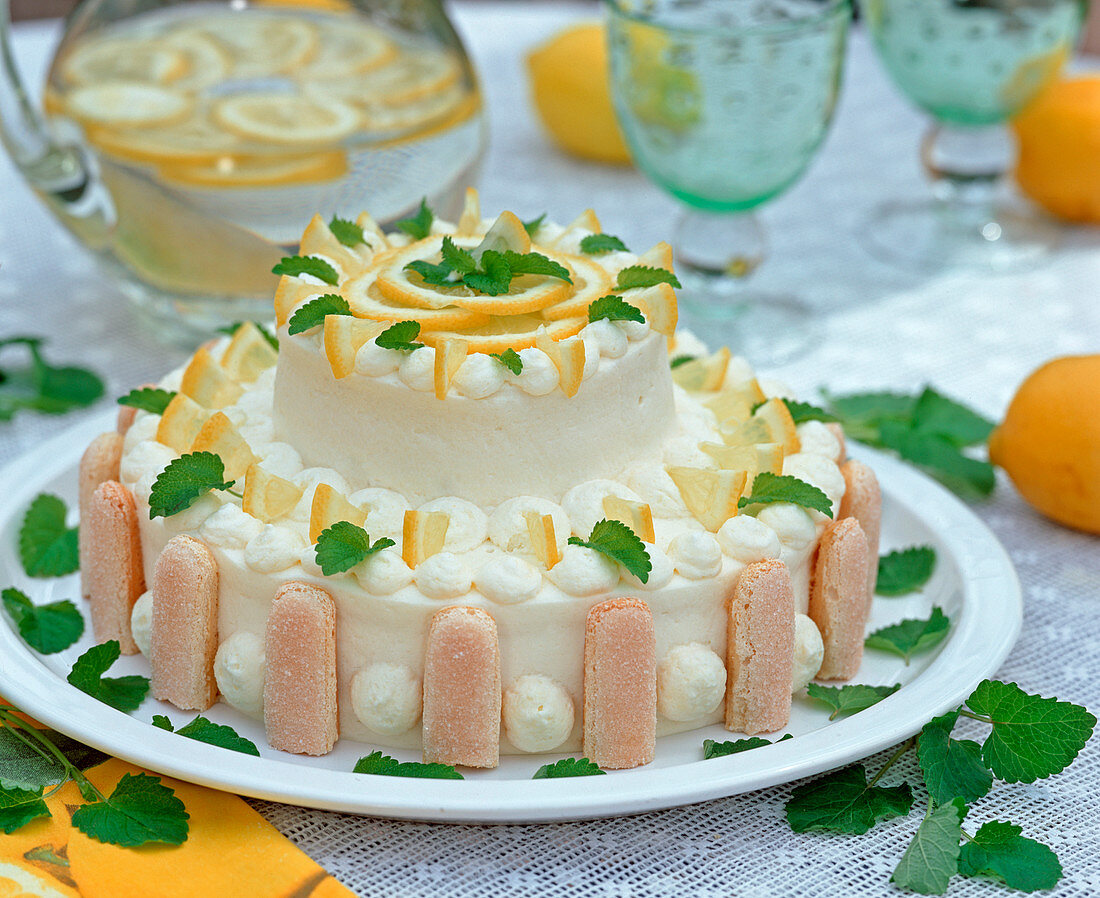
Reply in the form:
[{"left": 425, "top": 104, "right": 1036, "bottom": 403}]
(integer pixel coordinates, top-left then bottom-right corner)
[{"left": 82, "top": 190, "right": 880, "bottom": 769}]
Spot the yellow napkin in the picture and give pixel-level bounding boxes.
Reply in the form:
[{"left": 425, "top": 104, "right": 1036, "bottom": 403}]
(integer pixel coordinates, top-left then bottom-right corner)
[{"left": 1, "top": 713, "right": 357, "bottom": 898}]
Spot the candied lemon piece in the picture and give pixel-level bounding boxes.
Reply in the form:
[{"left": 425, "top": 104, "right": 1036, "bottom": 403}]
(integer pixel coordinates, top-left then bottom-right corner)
[
  {"left": 299, "top": 213, "right": 375, "bottom": 276},
  {"left": 324, "top": 315, "right": 388, "bottom": 379},
  {"left": 434, "top": 338, "right": 469, "bottom": 399},
  {"left": 221, "top": 321, "right": 278, "bottom": 382},
  {"left": 402, "top": 509, "right": 450, "bottom": 567},
  {"left": 602, "top": 496, "right": 655, "bottom": 543},
  {"left": 667, "top": 466, "right": 747, "bottom": 532},
  {"left": 181, "top": 347, "right": 244, "bottom": 408},
  {"left": 472, "top": 211, "right": 531, "bottom": 260},
  {"left": 455, "top": 187, "right": 481, "bottom": 236},
  {"left": 157, "top": 393, "right": 211, "bottom": 453},
  {"left": 66, "top": 82, "right": 192, "bottom": 127},
  {"left": 630, "top": 283, "right": 678, "bottom": 337},
  {"left": 535, "top": 329, "right": 586, "bottom": 397},
  {"left": 191, "top": 411, "right": 256, "bottom": 481},
  {"left": 752, "top": 397, "right": 801, "bottom": 454},
  {"left": 699, "top": 442, "right": 784, "bottom": 482},
  {"left": 213, "top": 93, "right": 359, "bottom": 144},
  {"left": 242, "top": 464, "right": 302, "bottom": 523},
  {"left": 309, "top": 483, "right": 368, "bottom": 543},
  {"left": 275, "top": 276, "right": 323, "bottom": 326},
  {"left": 635, "top": 241, "right": 674, "bottom": 272},
  {"left": 524, "top": 511, "right": 561, "bottom": 569},
  {"left": 671, "top": 346, "right": 730, "bottom": 392},
  {"left": 703, "top": 378, "right": 766, "bottom": 425}
]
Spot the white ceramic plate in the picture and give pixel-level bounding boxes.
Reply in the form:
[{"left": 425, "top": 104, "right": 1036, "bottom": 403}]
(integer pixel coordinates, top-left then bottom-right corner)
[{"left": 0, "top": 413, "right": 1020, "bottom": 823}]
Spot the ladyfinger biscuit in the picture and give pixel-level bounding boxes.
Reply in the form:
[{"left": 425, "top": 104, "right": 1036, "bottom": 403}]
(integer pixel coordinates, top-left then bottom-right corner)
[
  {"left": 422, "top": 605, "right": 501, "bottom": 768},
  {"left": 78, "top": 432, "right": 124, "bottom": 600},
  {"left": 264, "top": 582, "right": 338, "bottom": 756},
  {"left": 826, "top": 422, "right": 847, "bottom": 463},
  {"left": 838, "top": 459, "right": 882, "bottom": 609},
  {"left": 84, "top": 481, "right": 144, "bottom": 653},
  {"left": 808, "top": 517, "right": 870, "bottom": 680},
  {"left": 583, "top": 597, "right": 657, "bottom": 769},
  {"left": 151, "top": 535, "right": 219, "bottom": 711},
  {"left": 726, "top": 559, "right": 795, "bottom": 736}
]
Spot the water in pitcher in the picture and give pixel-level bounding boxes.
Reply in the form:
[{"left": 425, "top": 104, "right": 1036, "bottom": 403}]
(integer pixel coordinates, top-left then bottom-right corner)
[{"left": 42, "top": 3, "right": 485, "bottom": 327}]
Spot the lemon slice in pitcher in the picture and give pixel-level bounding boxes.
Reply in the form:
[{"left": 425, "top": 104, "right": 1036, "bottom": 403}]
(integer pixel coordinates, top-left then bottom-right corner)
[
  {"left": 159, "top": 150, "right": 348, "bottom": 187},
  {"left": 61, "top": 36, "right": 188, "bottom": 86},
  {"left": 85, "top": 106, "right": 243, "bottom": 163},
  {"left": 298, "top": 17, "right": 398, "bottom": 78},
  {"left": 203, "top": 14, "right": 318, "bottom": 77},
  {"left": 213, "top": 93, "right": 360, "bottom": 144},
  {"left": 302, "top": 51, "right": 461, "bottom": 109},
  {"left": 66, "top": 82, "right": 192, "bottom": 128}
]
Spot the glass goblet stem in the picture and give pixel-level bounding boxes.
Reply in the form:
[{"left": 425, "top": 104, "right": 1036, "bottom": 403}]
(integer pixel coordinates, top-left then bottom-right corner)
[
  {"left": 920, "top": 122, "right": 1014, "bottom": 218},
  {"left": 674, "top": 208, "right": 767, "bottom": 287}
]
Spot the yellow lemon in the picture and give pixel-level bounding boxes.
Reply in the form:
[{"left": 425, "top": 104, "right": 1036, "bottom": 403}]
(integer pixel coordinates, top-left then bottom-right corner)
[
  {"left": 989, "top": 355, "right": 1100, "bottom": 534},
  {"left": 526, "top": 23, "right": 631, "bottom": 165}
]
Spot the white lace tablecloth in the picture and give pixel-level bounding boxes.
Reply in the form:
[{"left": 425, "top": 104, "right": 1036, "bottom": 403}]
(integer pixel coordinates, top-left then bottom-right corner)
[{"left": 2, "top": 4, "right": 1098, "bottom": 895}]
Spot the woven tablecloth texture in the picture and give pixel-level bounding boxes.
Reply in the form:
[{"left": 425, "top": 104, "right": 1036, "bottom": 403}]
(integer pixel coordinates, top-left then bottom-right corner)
[{"left": 1, "top": 3, "right": 1098, "bottom": 895}]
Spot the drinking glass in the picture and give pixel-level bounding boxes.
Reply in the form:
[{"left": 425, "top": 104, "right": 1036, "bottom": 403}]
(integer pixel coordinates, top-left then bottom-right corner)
[
  {"left": 863, "top": 0, "right": 1087, "bottom": 272},
  {"left": 605, "top": 0, "right": 850, "bottom": 365}
]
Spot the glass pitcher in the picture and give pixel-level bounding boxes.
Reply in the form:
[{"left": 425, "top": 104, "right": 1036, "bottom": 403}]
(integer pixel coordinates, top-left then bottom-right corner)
[{"left": 0, "top": 0, "right": 486, "bottom": 339}]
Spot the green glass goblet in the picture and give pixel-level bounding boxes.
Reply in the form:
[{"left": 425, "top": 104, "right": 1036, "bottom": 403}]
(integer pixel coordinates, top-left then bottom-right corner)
[
  {"left": 863, "top": 0, "right": 1088, "bottom": 272},
  {"left": 605, "top": 0, "right": 851, "bottom": 365}
]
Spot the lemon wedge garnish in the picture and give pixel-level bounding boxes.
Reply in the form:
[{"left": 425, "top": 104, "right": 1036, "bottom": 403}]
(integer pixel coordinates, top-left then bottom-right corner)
[
  {"left": 472, "top": 211, "right": 531, "bottom": 260},
  {"left": 323, "top": 315, "right": 388, "bottom": 379},
  {"left": 156, "top": 393, "right": 211, "bottom": 453},
  {"left": 667, "top": 466, "right": 748, "bottom": 532},
  {"left": 524, "top": 511, "right": 562, "bottom": 569},
  {"left": 402, "top": 509, "right": 450, "bottom": 568},
  {"left": 243, "top": 464, "right": 303, "bottom": 523},
  {"left": 191, "top": 411, "right": 256, "bottom": 481},
  {"left": 309, "top": 483, "right": 367, "bottom": 543},
  {"left": 180, "top": 347, "right": 244, "bottom": 408},
  {"left": 220, "top": 321, "right": 278, "bottom": 382}
]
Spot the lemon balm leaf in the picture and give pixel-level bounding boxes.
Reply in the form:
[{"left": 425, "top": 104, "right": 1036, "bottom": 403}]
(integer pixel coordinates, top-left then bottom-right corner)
[
  {"left": 353, "top": 750, "right": 463, "bottom": 780},
  {"left": 522, "top": 213, "right": 546, "bottom": 236},
  {"left": 865, "top": 607, "right": 951, "bottom": 664},
  {"left": 117, "top": 387, "right": 175, "bottom": 415},
  {"left": 441, "top": 236, "right": 476, "bottom": 274},
  {"left": 878, "top": 423, "right": 996, "bottom": 498},
  {"left": 0, "top": 784, "right": 50, "bottom": 834},
  {"left": 964, "top": 680, "right": 1096, "bottom": 783},
  {"left": 877, "top": 546, "right": 937, "bottom": 596},
  {"left": 916, "top": 710, "right": 993, "bottom": 805},
  {"left": 587, "top": 295, "right": 645, "bottom": 325},
  {"left": 911, "top": 387, "right": 995, "bottom": 448},
  {"left": 328, "top": 216, "right": 366, "bottom": 248},
  {"left": 314, "top": 521, "right": 395, "bottom": 576},
  {"left": 19, "top": 494, "right": 79, "bottom": 578},
  {"left": 532, "top": 757, "right": 605, "bottom": 778},
  {"left": 616, "top": 265, "right": 682, "bottom": 290},
  {"left": 580, "top": 233, "right": 629, "bottom": 254},
  {"left": 738, "top": 472, "right": 833, "bottom": 518},
  {"left": 703, "top": 734, "right": 792, "bottom": 758},
  {"left": 375, "top": 320, "right": 424, "bottom": 353},
  {"left": 286, "top": 294, "right": 352, "bottom": 335},
  {"left": 502, "top": 250, "right": 572, "bottom": 283},
  {"left": 271, "top": 255, "right": 339, "bottom": 286},
  {"left": 463, "top": 251, "right": 512, "bottom": 295},
  {"left": 406, "top": 259, "right": 456, "bottom": 286},
  {"left": 491, "top": 348, "right": 523, "bottom": 375},
  {"left": 394, "top": 198, "right": 434, "bottom": 240},
  {"left": 890, "top": 797, "right": 966, "bottom": 895},
  {"left": 752, "top": 398, "right": 837, "bottom": 424},
  {"left": 670, "top": 354, "right": 697, "bottom": 369},
  {"left": 173, "top": 716, "right": 260, "bottom": 756},
  {"left": 71, "top": 772, "right": 188, "bottom": 847},
  {"left": 67, "top": 641, "right": 149, "bottom": 713},
  {"left": 958, "top": 821, "right": 1062, "bottom": 892},
  {"left": 148, "top": 452, "right": 236, "bottom": 519},
  {"left": 2, "top": 587, "right": 83, "bottom": 654},
  {"left": 805, "top": 684, "right": 901, "bottom": 721},
  {"left": 786, "top": 764, "right": 913, "bottom": 834},
  {"left": 568, "top": 519, "right": 651, "bottom": 584}
]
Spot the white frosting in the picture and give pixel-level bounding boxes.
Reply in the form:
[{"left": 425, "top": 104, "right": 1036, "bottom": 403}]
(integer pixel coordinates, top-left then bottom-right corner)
[
  {"left": 351, "top": 662, "right": 421, "bottom": 735},
  {"left": 796, "top": 420, "right": 842, "bottom": 462},
  {"left": 657, "top": 643, "right": 727, "bottom": 721},
  {"left": 199, "top": 504, "right": 264, "bottom": 550},
  {"left": 579, "top": 319, "right": 628, "bottom": 359},
  {"left": 668, "top": 531, "right": 723, "bottom": 579},
  {"left": 414, "top": 551, "right": 472, "bottom": 598},
  {"left": 165, "top": 493, "right": 220, "bottom": 532},
  {"left": 119, "top": 440, "right": 175, "bottom": 484},
  {"left": 509, "top": 347, "right": 558, "bottom": 396},
  {"left": 397, "top": 346, "right": 436, "bottom": 391},
  {"left": 619, "top": 319, "right": 650, "bottom": 342},
  {"left": 783, "top": 452, "right": 847, "bottom": 516},
  {"left": 350, "top": 488, "right": 409, "bottom": 541},
  {"left": 419, "top": 497, "right": 488, "bottom": 553},
  {"left": 718, "top": 515, "right": 782, "bottom": 563},
  {"left": 252, "top": 442, "right": 303, "bottom": 480},
  {"left": 214, "top": 632, "right": 266, "bottom": 719},
  {"left": 476, "top": 555, "right": 543, "bottom": 604},
  {"left": 561, "top": 479, "right": 643, "bottom": 538},
  {"left": 123, "top": 413, "right": 159, "bottom": 452},
  {"left": 356, "top": 341, "right": 401, "bottom": 376},
  {"left": 757, "top": 504, "right": 817, "bottom": 552},
  {"left": 353, "top": 547, "right": 413, "bottom": 595},
  {"left": 623, "top": 543, "right": 675, "bottom": 591},
  {"left": 621, "top": 462, "right": 690, "bottom": 519},
  {"left": 502, "top": 674, "right": 574, "bottom": 752},
  {"left": 454, "top": 352, "right": 506, "bottom": 398},
  {"left": 487, "top": 496, "right": 569, "bottom": 554},
  {"left": 291, "top": 467, "right": 351, "bottom": 521},
  {"left": 130, "top": 591, "right": 153, "bottom": 657},
  {"left": 244, "top": 525, "right": 306, "bottom": 573},
  {"left": 546, "top": 544, "right": 620, "bottom": 595},
  {"left": 792, "top": 614, "right": 825, "bottom": 692},
  {"left": 759, "top": 377, "right": 795, "bottom": 400},
  {"left": 133, "top": 471, "right": 158, "bottom": 505},
  {"left": 298, "top": 545, "right": 325, "bottom": 578}
]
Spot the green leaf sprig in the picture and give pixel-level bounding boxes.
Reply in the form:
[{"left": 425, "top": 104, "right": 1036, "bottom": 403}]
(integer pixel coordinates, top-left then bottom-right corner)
[
  {"left": 785, "top": 679, "right": 1095, "bottom": 893},
  {"left": 568, "top": 519, "right": 651, "bottom": 584},
  {"left": 272, "top": 255, "right": 339, "bottom": 286},
  {"left": 522, "top": 213, "right": 546, "bottom": 236},
  {"left": 703, "top": 733, "right": 792, "bottom": 759},
  {"left": 670, "top": 354, "right": 696, "bottom": 369},
  {"left": 0, "top": 336, "right": 104, "bottom": 421},
  {"left": 67, "top": 641, "right": 150, "bottom": 713},
  {"left": 752, "top": 397, "right": 837, "bottom": 425},
  {"left": 71, "top": 772, "right": 189, "bottom": 847},
  {"left": 865, "top": 607, "right": 950, "bottom": 664},
  {"left": 532, "top": 757, "right": 605, "bottom": 778},
  {"left": 117, "top": 387, "right": 176, "bottom": 415},
  {"left": 491, "top": 348, "right": 523, "bottom": 375},
  {"left": 824, "top": 387, "right": 996, "bottom": 498},
  {"left": 615, "top": 265, "right": 681, "bottom": 290},
  {"left": 587, "top": 295, "right": 645, "bottom": 325},
  {"left": 2, "top": 587, "right": 83, "bottom": 654},
  {"left": 353, "top": 750, "right": 463, "bottom": 779},
  {"left": 147, "top": 452, "right": 239, "bottom": 519},
  {"left": 314, "top": 521, "right": 395, "bottom": 576},
  {"left": 286, "top": 294, "right": 352, "bottom": 335},
  {"left": 877, "top": 546, "right": 937, "bottom": 596},
  {"left": 152, "top": 715, "right": 260, "bottom": 756},
  {"left": 394, "top": 198, "right": 434, "bottom": 240},
  {"left": 375, "top": 320, "right": 424, "bottom": 353},
  {"left": 217, "top": 321, "right": 279, "bottom": 351},
  {"left": 405, "top": 236, "right": 572, "bottom": 297},
  {"left": 805, "top": 683, "right": 901, "bottom": 720},
  {"left": 580, "top": 233, "right": 629, "bottom": 254},
  {"left": 737, "top": 472, "right": 833, "bottom": 518},
  {"left": 19, "top": 493, "right": 79, "bottom": 578},
  {"left": 329, "top": 216, "right": 367, "bottom": 248}
]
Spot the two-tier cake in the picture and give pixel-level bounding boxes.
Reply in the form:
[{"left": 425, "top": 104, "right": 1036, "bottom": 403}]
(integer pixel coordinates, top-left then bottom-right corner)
[{"left": 79, "top": 190, "right": 881, "bottom": 769}]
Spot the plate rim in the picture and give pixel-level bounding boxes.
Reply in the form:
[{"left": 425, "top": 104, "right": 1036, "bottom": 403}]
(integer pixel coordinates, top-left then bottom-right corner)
[{"left": 0, "top": 412, "right": 1021, "bottom": 823}]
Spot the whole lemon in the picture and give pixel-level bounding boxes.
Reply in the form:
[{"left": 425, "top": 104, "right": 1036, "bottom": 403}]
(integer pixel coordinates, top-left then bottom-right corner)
[
  {"left": 526, "top": 23, "right": 632, "bottom": 165},
  {"left": 989, "top": 355, "right": 1100, "bottom": 534}
]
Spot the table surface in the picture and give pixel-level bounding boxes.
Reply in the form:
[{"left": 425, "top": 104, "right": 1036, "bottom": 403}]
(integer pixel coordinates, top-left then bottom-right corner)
[{"left": 2, "top": 3, "right": 1098, "bottom": 896}]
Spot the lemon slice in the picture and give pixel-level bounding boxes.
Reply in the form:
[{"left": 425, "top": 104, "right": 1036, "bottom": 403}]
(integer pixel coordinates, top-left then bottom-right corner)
[
  {"left": 84, "top": 107, "right": 244, "bottom": 164},
  {"left": 360, "top": 83, "right": 474, "bottom": 135},
  {"left": 324, "top": 315, "right": 388, "bottom": 379},
  {"left": 180, "top": 347, "right": 244, "bottom": 408},
  {"left": 537, "top": 254, "right": 615, "bottom": 321},
  {"left": 66, "top": 82, "right": 192, "bottom": 128},
  {"left": 162, "top": 29, "right": 232, "bottom": 91},
  {"left": 191, "top": 411, "right": 256, "bottom": 481},
  {"left": 310, "top": 483, "right": 367, "bottom": 543},
  {"left": 213, "top": 93, "right": 359, "bottom": 145},
  {"left": 418, "top": 314, "right": 587, "bottom": 354},
  {"left": 206, "top": 15, "right": 318, "bottom": 77},
  {"left": 602, "top": 496, "right": 656, "bottom": 542},
  {"left": 344, "top": 273, "right": 491, "bottom": 331},
  {"left": 159, "top": 150, "right": 349, "bottom": 187},
  {"left": 473, "top": 211, "right": 531, "bottom": 260},
  {"left": 302, "top": 51, "right": 461, "bottom": 108},
  {"left": 630, "top": 283, "right": 678, "bottom": 337},
  {"left": 667, "top": 466, "right": 748, "bottom": 532},
  {"left": 525, "top": 511, "right": 562, "bottom": 569},
  {"left": 402, "top": 509, "right": 450, "bottom": 568},
  {"left": 434, "top": 338, "right": 469, "bottom": 399},
  {"left": 298, "top": 17, "right": 398, "bottom": 78},
  {"left": 299, "top": 214, "right": 376, "bottom": 276},
  {"left": 220, "top": 322, "right": 278, "bottom": 382},
  {"left": 243, "top": 464, "right": 303, "bottom": 523},
  {"left": 671, "top": 346, "right": 731, "bottom": 392},
  {"left": 61, "top": 37, "right": 187, "bottom": 86}
]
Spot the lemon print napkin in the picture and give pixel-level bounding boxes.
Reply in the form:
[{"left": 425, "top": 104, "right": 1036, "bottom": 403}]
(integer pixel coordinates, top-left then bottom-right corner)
[{"left": 0, "top": 710, "right": 355, "bottom": 898}]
